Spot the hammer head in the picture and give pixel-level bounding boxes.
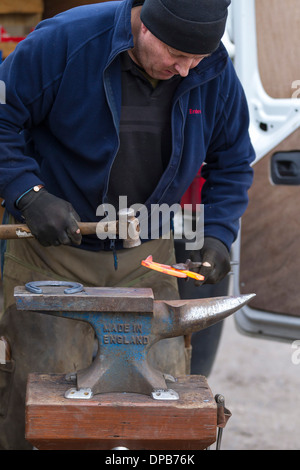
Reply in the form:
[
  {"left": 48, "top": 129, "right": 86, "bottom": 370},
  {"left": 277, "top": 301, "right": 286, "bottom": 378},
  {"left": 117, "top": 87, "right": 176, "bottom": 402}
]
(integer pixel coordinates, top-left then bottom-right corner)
[{"left": 14, "top": 284, "right": 255, "bottom": 399}]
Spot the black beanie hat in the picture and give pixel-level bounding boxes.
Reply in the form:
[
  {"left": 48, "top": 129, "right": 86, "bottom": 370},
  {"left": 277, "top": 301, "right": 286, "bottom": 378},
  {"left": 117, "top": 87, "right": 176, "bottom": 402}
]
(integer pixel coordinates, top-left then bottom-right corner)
[{"left": 140, "top": 0, "right": 231, "bottom": 55}]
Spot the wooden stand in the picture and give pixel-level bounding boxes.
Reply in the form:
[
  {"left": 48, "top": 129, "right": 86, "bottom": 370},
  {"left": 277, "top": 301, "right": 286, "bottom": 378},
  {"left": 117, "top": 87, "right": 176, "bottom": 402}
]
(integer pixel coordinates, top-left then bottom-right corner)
[{"left": 25, "top": 374, "right": 218, "bottom": 450}]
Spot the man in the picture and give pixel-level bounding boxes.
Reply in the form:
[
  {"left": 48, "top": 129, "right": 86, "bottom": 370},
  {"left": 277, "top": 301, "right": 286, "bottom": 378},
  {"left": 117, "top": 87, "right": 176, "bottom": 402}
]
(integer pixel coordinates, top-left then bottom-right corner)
[{"left": 0, "top": 0, "right": 255, "bottom": 449}]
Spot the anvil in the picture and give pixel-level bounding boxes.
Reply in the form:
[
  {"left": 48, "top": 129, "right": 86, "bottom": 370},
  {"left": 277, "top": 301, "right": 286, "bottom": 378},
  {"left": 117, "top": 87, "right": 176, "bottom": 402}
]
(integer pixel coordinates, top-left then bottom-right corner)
[{"left": 14, "top": 282, "right": 254, "bottom": 399}]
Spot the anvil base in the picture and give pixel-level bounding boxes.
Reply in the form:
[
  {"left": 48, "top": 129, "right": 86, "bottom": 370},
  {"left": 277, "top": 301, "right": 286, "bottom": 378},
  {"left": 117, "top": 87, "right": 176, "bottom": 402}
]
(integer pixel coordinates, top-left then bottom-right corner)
[{"left": 26, "top": 373, "right": 218, "bottom": 450}]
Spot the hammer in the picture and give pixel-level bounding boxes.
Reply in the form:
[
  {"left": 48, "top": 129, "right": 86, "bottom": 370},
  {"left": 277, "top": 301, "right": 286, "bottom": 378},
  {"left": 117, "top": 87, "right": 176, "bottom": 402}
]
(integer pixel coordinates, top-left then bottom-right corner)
[{"left": 0, "top": 208, "right": 141, "bottom": 249}]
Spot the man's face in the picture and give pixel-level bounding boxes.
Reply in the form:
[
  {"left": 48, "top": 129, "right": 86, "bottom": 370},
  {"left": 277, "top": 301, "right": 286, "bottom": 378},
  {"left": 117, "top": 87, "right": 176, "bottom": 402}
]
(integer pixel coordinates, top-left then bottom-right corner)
[{"left": 129, "top": 24, "right": 210, "bottom": 80}]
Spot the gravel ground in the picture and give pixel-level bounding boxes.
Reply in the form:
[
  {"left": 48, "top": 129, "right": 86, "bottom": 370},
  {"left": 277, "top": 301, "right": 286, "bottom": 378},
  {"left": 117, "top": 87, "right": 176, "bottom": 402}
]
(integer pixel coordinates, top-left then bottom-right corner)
[{"left": 208, "top": 314, "right": 300, "bottom": 450}]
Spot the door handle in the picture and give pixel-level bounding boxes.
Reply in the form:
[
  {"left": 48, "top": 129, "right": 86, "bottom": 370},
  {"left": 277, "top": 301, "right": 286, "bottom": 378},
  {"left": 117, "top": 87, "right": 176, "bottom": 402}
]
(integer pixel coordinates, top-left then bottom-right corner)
[{"left": 271, "top": 151, "right": 300, "bottom": 185}]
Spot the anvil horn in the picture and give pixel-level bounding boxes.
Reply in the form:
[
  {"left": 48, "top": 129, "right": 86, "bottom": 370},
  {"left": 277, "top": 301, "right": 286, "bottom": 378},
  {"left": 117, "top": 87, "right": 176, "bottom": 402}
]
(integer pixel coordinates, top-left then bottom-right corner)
[{"left": 152, "top": 294, "right": 255, "bottom": 339}]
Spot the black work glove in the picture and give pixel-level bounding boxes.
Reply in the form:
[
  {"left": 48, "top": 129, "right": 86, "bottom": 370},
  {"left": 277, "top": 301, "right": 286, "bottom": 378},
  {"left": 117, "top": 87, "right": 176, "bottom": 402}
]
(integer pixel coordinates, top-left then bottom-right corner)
[
  {"left": 18, "top": 188, "right": 82, "bottom": 247},
  {"left": 191, "top": 237, "right": 231, "bottom": 286}
]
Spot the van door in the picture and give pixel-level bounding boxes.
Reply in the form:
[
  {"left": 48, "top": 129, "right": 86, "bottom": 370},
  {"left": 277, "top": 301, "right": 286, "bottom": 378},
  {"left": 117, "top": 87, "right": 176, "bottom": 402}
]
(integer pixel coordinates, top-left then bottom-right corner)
[{"left": 230, "top": 0, "right": 300, "bottom": 340}]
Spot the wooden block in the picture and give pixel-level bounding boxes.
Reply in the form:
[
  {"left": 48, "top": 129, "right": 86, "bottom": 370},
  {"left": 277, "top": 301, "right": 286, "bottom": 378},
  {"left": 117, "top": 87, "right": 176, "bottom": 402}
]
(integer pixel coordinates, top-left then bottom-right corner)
[
  {"left": 26, "top": 374, "right": 217, "bottom": 450},
  {"left": 0, "top": 0, "right": 43, "bottom": 14}
]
